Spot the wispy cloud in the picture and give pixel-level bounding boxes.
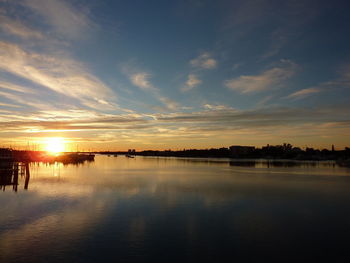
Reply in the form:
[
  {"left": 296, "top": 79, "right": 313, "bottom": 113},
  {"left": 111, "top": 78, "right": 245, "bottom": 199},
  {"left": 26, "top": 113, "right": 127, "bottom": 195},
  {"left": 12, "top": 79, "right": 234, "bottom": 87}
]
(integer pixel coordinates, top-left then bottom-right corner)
[
  {"left": 0, "top": 81, "right": 35, "bottom": 94},
  {"left": 203, "top": 104, "right": 234, "bottom": 111},
  {"left": 225, "top": 60, "right": 297, "bottom": 94},
  {"left": 0, "top": 15, "right": 44, "bottom": 39},
  {"left": 128, "top": 71, "right": 180, "bottom": 111},
  {"left": 287, "top": 88, "right": 321, "bottom": 99},
  {"left": 293, "top": 64, "right": 350, "bottom": 100},
  {"left": 130, "top": 73, "right": 157, "bottom": 92},
  {"left": 21, "top": 0, "right": 94, "bottom": 39},
  {"left": 190, "top": 52, "right": 217, "bottom": 69},
  {"left": 0, "top": 102, "right": 21, "bottom": 108},
  {"left": 1, "top": 105, "right": 349, "bottom": 147},
  {"left": 0, "top": 41, "right": 116, "bottom": 109},
  {"left": 314, "top": 65, "right": 350, "bottom": 89},
  {"left": 155, "top": 105, "right": 350, "bottom": 130},
  {"left": 158, "top": 97, "right": 180, "bottom": 111},
  {"left": 0, "top": 88, "right": 71, "bottom": 112},
  {"left": 181, "top": 74, "right": 201, "bottom": 92}
]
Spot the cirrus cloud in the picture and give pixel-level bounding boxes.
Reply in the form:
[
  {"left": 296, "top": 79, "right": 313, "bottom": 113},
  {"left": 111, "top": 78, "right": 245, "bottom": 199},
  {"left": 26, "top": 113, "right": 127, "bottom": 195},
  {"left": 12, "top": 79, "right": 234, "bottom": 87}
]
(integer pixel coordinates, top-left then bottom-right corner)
[
  {"left": 181, "top": 74, "right": 202, "bottom": 92},
  {"left": 287, "top": 88, "right": 321, "bottom": 99},
  {"left": 190, "top": 52, "right": 217, "bottom": 69},
  {"left": 21, "top": 0, "right": 94, "bottom": 39},
  {"left": 0, "top": 41, "right": 116, "bottom": 109},
  {"left": 129, "top": 72, "right": 180, "bottom": 111},
  {"left": 225, "top": 60, "right": 297, "bottom": 94},
  {"left": 0, "top": 15, "right": 44, "bottom": 39}
]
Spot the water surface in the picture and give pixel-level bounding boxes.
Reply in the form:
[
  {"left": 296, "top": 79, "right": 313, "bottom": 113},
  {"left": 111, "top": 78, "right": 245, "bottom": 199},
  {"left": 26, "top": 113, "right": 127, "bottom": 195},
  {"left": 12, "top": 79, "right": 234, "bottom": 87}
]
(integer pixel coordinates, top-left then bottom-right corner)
[{"left": 1, "top": 155, "right": 350, "bottom": 262}]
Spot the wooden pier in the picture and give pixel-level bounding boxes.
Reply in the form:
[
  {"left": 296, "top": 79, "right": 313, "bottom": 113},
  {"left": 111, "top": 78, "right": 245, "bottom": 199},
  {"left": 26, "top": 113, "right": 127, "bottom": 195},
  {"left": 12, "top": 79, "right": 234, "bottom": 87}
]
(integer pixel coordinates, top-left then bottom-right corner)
[
  {"left": 0, "top": 148, "right": 95, "bottom": 191},
  {"left": 0, "top": 161, "right": 30, "bottom": 192}
]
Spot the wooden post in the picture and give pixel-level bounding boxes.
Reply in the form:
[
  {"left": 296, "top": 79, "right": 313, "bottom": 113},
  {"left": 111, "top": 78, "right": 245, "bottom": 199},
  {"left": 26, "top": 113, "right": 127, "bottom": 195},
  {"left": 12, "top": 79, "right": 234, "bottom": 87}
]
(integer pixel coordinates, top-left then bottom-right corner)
[
  {"left": 24, "top": 162, "right": 30, "bottom": 190},
  {"left": 13, "top": 162, "right": 18, "bottom": 192}
]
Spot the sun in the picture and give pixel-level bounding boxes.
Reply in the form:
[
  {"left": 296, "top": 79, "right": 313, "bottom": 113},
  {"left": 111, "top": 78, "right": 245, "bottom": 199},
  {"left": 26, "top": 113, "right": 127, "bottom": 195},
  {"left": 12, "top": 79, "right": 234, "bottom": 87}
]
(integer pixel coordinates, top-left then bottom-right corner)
[{"left": 45, "top": 137, "right": 65, "bottom": 154}]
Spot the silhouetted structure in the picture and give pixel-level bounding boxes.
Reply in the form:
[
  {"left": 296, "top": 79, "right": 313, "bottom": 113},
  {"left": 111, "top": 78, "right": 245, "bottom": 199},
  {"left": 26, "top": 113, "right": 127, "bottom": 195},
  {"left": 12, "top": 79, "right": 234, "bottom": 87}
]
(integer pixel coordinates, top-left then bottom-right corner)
[
  {"left": 0, "top": 160, "right": 30, "bottom": 192},
  {"left": 4, "top": 149, "right": 95, "bottom": 164},
  {"left": 128, "top": 149, "right": 136, "bottom": 154},
  {"left": 229, "top": 145, "right": 255, "bottom": 157},
  {"left": 121, "top": 143, "right": 350, "bottom": 164},
  {"left": 0, "top": 148, "right": 14, "bottom": 161}
]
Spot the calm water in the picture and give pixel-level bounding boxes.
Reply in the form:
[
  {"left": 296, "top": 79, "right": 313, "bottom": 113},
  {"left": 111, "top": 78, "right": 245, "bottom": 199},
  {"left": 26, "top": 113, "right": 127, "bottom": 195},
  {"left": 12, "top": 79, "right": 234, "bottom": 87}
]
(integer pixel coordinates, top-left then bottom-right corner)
[{"left": 1, "top": 155, "right": 350, "bottom": 262}]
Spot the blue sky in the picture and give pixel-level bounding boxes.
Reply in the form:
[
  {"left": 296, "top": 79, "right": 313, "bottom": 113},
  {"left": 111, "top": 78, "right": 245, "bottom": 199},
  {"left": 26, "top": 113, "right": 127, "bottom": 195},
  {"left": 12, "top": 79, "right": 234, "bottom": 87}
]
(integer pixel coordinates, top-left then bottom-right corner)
[{"left": 0, "top": 0, "right": 350, "bottom": 150}]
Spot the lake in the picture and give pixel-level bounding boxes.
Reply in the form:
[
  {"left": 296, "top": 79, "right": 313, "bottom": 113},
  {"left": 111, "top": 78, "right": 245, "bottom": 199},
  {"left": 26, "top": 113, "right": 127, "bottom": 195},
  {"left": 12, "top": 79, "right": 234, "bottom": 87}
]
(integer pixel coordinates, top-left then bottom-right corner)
[{"left": 1, "top": 155, "right": 350, "bottom": 262}]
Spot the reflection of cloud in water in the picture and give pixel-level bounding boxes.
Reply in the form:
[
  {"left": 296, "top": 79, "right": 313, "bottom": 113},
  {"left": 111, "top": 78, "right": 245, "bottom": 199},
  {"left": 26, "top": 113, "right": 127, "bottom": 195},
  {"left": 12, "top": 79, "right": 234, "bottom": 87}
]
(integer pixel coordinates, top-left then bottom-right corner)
[
  {"left": 31, "top": 182, "right": 94, "bottom": 198},
  {"left": 0, "top": 194, "right": 113, "bottom": 262},
  {"left": 27, "top": 156, "right": 350, "bottom": 207},
  {"left": 1, "top": 156, "right": 350, "bottom": 261}
]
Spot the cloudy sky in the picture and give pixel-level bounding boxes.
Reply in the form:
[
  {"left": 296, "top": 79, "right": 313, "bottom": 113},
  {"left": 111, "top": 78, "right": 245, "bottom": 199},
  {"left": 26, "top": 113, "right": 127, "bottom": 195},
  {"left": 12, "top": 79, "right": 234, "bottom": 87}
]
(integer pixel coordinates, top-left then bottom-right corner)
[{"left": 0, "top": 0, "right": 350, "bottom": 150}]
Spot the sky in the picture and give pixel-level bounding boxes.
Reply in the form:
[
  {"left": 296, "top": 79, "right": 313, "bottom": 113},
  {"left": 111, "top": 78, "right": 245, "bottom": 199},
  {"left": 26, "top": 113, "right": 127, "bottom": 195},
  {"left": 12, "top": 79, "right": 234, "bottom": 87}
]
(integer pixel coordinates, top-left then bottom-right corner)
[{"left": 0, "top": 0, "right": 350, "bottom": 151}]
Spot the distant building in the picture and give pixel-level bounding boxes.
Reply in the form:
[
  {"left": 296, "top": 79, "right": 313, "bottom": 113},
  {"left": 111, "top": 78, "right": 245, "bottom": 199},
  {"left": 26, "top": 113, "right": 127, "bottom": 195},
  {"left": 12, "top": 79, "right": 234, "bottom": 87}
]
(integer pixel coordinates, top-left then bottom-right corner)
[{"left": 229, "top": 145, "right": 255, "bottom": 157}]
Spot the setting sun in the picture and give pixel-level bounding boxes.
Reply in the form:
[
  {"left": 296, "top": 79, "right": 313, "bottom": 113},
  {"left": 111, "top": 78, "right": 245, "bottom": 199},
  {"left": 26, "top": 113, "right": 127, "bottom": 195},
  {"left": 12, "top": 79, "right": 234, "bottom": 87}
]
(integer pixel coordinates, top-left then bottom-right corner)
[{"left": 45, "top": 137, "right": 65, "bottom": 154}]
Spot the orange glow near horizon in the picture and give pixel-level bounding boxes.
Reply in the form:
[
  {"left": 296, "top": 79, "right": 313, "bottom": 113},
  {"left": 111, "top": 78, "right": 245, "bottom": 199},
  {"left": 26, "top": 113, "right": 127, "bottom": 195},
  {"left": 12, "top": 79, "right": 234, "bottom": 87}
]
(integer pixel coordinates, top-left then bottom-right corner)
[{"left": 44, "top": 137, "right": 66, "bottom": 154}]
